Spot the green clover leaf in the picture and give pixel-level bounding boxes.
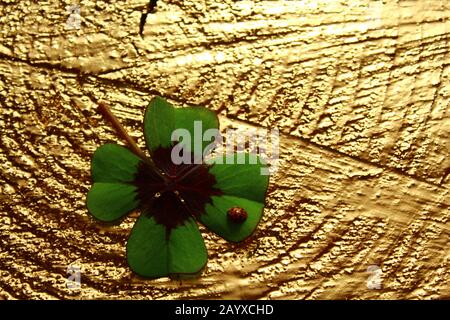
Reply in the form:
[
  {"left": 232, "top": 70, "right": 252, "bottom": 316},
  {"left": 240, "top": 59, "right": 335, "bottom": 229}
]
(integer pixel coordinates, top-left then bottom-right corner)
[{"left": 86, "top": 97, "right": 269, "bottom": 279}]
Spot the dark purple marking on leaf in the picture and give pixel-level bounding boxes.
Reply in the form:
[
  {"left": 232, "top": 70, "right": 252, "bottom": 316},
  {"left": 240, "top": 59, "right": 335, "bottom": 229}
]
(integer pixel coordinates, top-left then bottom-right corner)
[
  {"left": 133, "top": 161, "right": 166, "bottom": 198},
  {"left": 152, "top": 146, "right": 197, "bottom": 178},
  {"left": 227, "top": 207, "right": 248, "bottom": 223},
  {"left": 133, "top": 146, "right": 222, "bottom": 235},
  {"left": 147, "top": 191, "right": 190, "bottom": 238}
]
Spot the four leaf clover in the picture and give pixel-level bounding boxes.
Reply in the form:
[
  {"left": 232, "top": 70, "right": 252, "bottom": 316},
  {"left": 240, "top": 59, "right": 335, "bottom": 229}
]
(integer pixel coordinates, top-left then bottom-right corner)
[{"left": 86, "top": 97, "right": 269, "bottom": 278}]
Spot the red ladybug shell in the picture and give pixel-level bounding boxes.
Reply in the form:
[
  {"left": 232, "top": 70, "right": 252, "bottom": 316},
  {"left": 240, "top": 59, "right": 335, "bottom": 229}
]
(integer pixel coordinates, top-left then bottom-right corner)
[{"left": 227, "top": 207, "right": 248, "bottom": 223}]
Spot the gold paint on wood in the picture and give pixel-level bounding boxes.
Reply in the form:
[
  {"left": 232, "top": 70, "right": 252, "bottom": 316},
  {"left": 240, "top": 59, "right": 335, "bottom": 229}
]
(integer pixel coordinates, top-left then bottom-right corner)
[{"left": 0, "top": 0, "right": 449, "bottom": 299}]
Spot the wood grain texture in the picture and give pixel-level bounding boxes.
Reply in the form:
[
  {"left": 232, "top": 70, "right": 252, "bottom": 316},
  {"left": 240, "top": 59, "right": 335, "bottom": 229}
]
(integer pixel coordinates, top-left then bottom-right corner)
[{"left": 0, "top": 0, "right": 449, "bottom": 299}]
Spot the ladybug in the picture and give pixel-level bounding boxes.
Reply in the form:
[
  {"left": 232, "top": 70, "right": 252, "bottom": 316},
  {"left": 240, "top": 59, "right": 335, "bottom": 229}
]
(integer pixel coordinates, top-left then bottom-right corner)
[{"left": 227, "top": 207, "right": 248, "bottom": 223}]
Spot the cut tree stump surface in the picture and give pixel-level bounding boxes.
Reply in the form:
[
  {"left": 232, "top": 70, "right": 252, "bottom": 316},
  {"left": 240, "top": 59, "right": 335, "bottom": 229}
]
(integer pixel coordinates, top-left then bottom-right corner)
[{"left": 0, "top": 0, "right": 449, "bottom": 299}]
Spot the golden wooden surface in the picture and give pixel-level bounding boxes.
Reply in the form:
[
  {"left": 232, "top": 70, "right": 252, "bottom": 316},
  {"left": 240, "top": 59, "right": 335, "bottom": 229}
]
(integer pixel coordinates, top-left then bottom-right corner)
[{"left": 0, "top": 0, "right": 449, "bottom": 299}]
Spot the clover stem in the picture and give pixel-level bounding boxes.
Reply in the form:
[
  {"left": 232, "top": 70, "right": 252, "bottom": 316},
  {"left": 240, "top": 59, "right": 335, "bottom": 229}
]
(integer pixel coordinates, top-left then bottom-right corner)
[
  {"left": 98, "top": 101, "right": 148, "bottom": 160},
  {"left": 97, "top": 101, "right": 167, "bottom": 181}
]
